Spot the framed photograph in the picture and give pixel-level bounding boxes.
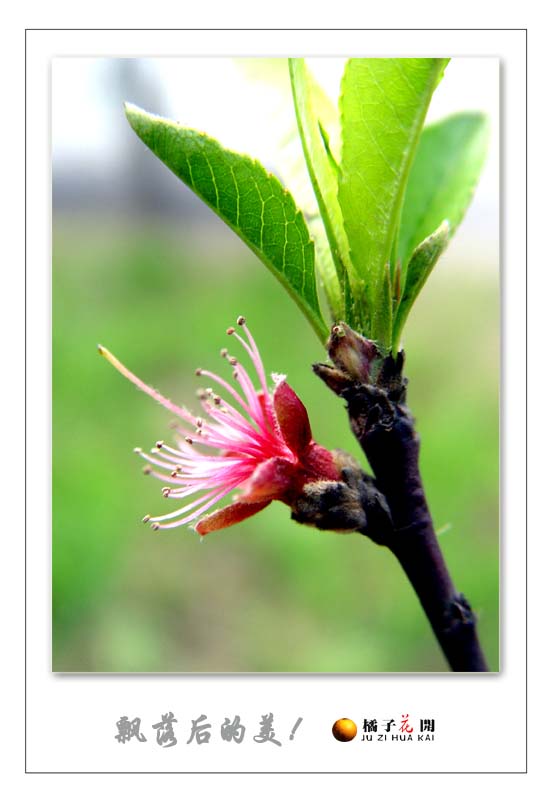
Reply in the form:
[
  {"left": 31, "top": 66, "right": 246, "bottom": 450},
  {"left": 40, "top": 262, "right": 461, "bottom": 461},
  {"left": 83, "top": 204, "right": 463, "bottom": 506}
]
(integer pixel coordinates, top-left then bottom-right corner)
[{"left": 26, "top": 28, "right": 526, "bottom": 775}]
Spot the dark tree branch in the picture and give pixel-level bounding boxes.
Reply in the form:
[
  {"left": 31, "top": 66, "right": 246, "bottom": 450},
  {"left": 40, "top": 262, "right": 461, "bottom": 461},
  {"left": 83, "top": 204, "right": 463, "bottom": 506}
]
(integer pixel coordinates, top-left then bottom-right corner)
[{"left": 312, "top": 329, "right": 489, "bottom": 672}]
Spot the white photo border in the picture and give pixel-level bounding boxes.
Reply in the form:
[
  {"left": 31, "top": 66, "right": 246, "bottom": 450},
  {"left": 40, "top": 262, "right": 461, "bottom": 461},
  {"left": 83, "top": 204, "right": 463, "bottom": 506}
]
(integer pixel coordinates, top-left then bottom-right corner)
[{"left": 26, "top": 28, "right": 526, "bottom": 774}]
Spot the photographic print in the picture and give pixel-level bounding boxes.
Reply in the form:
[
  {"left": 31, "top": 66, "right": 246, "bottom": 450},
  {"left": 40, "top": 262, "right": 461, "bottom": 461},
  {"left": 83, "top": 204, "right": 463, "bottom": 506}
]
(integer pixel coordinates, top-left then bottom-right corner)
[{"left": 52, "top": 56, "right": 499, "bottom": 674}]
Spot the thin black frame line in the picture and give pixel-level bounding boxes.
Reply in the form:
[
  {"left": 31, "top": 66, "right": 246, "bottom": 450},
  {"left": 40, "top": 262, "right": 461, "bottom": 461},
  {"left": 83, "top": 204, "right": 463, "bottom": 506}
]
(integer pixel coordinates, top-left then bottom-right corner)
[
  {"left": 524, "top": 26, "right": 528, "bottom": 776},
  {"left": 24, "top": 24, "right": 28, "bottom": 776},
  {"left": 26, "top": 771, "right": 527, "bottom": 775},
  {"left": 26, "top": 27, "right": 527, "bottom": 31}
]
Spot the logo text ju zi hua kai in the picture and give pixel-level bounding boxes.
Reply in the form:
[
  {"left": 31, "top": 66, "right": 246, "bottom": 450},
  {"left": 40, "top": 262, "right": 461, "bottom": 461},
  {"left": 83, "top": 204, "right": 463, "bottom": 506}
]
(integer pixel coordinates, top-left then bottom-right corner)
[{"left": 360, "top": 715, "right": 436, "bottom": 742}]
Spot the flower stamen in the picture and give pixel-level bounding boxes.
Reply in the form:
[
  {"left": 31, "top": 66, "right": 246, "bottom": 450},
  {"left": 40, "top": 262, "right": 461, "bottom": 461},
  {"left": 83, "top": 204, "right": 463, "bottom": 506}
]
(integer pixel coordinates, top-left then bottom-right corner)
[{"left": 100, "top": 318, "right": 339, "bottom": 534}]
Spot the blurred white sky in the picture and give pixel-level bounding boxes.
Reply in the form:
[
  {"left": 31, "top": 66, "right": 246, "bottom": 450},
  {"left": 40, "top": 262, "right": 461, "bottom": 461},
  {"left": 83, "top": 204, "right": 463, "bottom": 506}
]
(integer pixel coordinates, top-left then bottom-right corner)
[{"left": 52, "top": 57, "right": 498, "bottom": 265}]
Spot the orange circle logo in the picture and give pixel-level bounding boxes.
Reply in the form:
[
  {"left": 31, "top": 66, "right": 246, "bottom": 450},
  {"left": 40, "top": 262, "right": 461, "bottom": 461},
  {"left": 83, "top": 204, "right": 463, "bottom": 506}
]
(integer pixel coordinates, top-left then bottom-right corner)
[{"left": 332, "top": 718, "right": 357, "bottom": 742}]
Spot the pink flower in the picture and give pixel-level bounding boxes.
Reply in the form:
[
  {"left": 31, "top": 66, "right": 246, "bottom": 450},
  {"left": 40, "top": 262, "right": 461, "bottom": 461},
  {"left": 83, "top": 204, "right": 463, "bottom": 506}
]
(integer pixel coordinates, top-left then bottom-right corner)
[{"left": 98, "top": 317, "right": 340, "bottom": 535}]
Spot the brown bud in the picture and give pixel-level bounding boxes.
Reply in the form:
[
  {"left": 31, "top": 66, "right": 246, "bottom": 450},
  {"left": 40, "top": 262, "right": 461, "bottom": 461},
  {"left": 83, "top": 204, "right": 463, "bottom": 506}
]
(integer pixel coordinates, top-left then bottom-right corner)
[
  {"left": 312, "top": 363, "right": 353, "bottom": 397},
  {"left": 327, "top": 322, "right": 379, "bottom": 384}
]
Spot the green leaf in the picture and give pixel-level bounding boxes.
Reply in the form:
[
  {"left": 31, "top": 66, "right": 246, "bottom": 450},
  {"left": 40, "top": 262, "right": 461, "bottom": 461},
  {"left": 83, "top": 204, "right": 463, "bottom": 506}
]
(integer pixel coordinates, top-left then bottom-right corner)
[
  {"left": 124, "top": 102, "right": 328, "bottom": 343},
  {"left": 289, "top": 59, "right": 352, "bottom": 321},
  {"left": 398, "top": 112, "right": 489, "bottom": 271},
  {"left": 392, "top": 220, "right": 450, "bottom": 352},
  {"left": 338, "top": 58, "right": 449, "bottom": 347}
]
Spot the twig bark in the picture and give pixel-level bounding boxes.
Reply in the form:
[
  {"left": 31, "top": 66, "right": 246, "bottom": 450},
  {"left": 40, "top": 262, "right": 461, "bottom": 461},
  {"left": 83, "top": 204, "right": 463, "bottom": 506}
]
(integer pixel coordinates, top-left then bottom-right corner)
[{"left": 313, "top": 334, "right": 489, "bottom": 672}]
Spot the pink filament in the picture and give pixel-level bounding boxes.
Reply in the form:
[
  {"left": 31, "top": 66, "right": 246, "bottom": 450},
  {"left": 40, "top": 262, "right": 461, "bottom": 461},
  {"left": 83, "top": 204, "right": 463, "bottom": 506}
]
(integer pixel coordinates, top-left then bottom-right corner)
[{"left": 102, "top": 320, "right": 297, "bottom": 531}]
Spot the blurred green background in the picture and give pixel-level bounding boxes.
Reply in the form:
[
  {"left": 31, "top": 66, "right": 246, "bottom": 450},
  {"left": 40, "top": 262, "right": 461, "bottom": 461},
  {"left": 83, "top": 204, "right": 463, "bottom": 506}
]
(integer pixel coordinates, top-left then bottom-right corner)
[{"left": 52, "top": 58, "right": 498, "bottom": 673}]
